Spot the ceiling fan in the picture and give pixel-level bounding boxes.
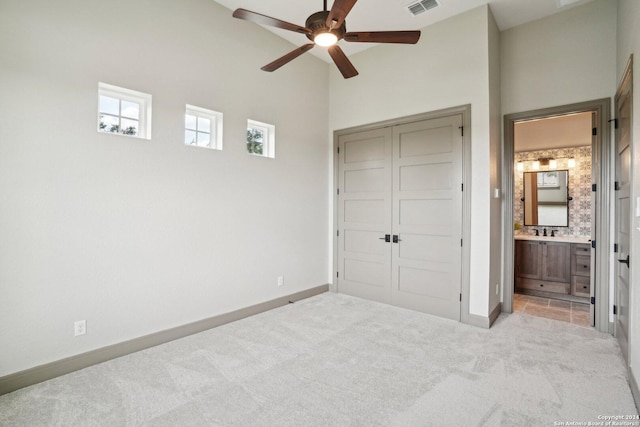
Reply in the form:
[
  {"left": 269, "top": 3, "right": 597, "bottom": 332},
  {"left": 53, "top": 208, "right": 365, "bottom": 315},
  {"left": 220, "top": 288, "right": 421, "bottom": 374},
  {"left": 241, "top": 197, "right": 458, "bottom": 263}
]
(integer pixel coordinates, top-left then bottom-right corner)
[{"left": 232, "top": 0, "right": 421, "bottom": 79}]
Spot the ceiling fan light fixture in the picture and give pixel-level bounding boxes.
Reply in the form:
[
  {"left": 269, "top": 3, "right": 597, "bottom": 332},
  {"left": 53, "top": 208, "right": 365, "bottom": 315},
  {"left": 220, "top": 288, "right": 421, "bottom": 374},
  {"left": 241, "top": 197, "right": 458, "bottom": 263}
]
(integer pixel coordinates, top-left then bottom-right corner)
[{"left": 314, "top": 32, "right": 338, "bottom": 46}]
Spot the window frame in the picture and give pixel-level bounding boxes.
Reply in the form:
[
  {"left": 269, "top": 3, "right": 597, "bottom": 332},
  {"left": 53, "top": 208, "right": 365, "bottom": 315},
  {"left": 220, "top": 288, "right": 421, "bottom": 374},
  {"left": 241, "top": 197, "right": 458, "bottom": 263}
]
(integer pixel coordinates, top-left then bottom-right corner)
[
  {"left": 98, "top": 82, "right": 152, "bottom": 139},
  {"left": 247, "top": 119, "right": 275, "bottom": 158},
  {"left": 184, "top": 104, "right": 223, "bottom": 151}
]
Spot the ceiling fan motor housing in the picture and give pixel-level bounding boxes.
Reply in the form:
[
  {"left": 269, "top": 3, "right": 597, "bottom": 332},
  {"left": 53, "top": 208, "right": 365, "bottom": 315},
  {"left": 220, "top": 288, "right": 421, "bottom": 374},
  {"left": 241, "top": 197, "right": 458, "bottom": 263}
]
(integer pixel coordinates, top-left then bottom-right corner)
[{"left": 305, "top": 11, "right": 346, "bottom": 42}]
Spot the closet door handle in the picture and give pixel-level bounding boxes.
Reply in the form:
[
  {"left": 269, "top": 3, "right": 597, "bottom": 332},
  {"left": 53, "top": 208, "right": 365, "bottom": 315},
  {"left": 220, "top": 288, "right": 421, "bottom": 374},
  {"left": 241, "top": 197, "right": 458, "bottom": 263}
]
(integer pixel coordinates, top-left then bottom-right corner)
[
  {"left": 379, "top": 234, "right": 391, "bottom": 243},
  {"left": 618, "top": 255, "right": 630, "bottom": 268},
  {"left": 393, "top": 235, "right": 401, "bottom": 243}
]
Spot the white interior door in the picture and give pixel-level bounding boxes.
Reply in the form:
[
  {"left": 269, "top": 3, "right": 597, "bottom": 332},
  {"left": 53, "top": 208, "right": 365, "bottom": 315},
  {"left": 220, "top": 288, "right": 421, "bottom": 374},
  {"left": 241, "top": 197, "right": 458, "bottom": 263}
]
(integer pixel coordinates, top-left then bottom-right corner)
[
  {"left": 337, "top": 127, "right": 393, "bottom": 303},
  {"left": 390, "top": 116, "right": 463, "bottom": 320},
  {"left": 614, "top": 66, "right": 632, "bottom": 363}
]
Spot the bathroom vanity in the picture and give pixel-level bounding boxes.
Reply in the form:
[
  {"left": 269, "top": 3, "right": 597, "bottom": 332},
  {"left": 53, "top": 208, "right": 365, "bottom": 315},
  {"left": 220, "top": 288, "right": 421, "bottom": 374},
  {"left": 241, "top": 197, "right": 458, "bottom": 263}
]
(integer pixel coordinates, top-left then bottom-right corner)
[{"left": 514, "top": 235, "right": 591, "bottom": 301}]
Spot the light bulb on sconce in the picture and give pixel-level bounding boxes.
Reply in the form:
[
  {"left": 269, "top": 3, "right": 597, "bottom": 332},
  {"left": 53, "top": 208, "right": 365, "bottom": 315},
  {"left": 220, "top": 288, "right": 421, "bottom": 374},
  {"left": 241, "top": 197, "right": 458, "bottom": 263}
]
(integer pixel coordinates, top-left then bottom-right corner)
[
  {"left": 517, "top": 162, "right": 524, "bottom": 172},
  {"left": 549, "top": 159, "right": 557, "bottom": 169},
  {"left": 532, "top": 161, "right": 540, "bottom": 170},
  {"left": 568, "top": 158, "right": 576, "bottom": 168}
]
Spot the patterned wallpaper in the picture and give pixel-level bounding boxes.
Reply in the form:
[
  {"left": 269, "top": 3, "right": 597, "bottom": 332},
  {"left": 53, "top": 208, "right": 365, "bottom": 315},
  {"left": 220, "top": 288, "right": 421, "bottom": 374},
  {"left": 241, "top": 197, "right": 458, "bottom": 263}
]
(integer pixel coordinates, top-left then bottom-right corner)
[{"left": 514, "top": 146, "right": 592, "bottom": 238}]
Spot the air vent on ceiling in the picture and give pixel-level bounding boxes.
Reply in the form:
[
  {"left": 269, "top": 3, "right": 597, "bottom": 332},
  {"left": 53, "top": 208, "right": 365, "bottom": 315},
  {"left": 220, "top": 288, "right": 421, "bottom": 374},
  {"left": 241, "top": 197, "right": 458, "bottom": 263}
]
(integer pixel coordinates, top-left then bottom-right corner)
[{"left": 407, "top": 0, "right": 439, "bottom": 16}]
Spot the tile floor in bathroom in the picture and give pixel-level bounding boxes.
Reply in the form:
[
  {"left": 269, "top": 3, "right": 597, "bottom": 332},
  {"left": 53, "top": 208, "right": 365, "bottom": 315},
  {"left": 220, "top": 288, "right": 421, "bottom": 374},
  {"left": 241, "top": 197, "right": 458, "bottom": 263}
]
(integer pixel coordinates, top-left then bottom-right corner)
[{"left": 513, "top": 293, "right": 591, "bottom": 327}]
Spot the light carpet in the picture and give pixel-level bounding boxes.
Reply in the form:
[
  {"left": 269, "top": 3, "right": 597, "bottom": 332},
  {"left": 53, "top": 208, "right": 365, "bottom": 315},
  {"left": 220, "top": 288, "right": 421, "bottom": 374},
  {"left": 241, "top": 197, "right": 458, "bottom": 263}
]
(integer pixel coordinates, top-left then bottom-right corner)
[{"left": 0, "top": 292, "right": 637, "bottom": 426}]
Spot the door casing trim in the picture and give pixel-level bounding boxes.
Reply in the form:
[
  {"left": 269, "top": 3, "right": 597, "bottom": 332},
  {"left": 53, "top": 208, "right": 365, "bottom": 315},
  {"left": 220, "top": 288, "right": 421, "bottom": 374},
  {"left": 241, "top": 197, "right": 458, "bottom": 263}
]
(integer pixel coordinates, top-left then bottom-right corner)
[
  {"left": 502, "top": 98, "right": 611, "bottom": 333},
  {"left": 332, "top": 104, "right": 472, "bottom": 323}
]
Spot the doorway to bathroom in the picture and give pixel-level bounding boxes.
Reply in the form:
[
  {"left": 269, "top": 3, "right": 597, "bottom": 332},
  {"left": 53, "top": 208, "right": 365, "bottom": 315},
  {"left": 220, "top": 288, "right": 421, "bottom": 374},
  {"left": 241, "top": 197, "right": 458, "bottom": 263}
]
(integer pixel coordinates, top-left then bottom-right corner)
[{"left": 503, "top": 99, "right": 612, "bottom": 333}]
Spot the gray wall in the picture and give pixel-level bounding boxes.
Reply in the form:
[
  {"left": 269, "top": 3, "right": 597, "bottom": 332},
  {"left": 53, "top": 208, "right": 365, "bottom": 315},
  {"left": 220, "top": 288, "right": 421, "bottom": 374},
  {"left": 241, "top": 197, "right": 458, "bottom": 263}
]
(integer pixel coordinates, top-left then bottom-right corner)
[
  {"left": 0, "top": 0, "right": 330, "bottom": 376},
  {"left": 488, "top": 8, "right": 503, "bottom": 317},
  {"left": 501, "top": 0, "right": 617, "bottom": 115}
]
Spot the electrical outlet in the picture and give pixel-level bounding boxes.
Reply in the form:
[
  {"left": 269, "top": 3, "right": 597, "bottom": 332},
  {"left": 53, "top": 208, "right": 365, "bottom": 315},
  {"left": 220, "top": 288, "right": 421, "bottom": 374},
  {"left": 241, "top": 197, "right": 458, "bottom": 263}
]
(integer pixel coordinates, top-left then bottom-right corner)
[
  {"left": 74, "top": 320, "right": 86, "bottom": 337},
  {"left": 277, "top": 276, "right": 284, "bottom": 287}
]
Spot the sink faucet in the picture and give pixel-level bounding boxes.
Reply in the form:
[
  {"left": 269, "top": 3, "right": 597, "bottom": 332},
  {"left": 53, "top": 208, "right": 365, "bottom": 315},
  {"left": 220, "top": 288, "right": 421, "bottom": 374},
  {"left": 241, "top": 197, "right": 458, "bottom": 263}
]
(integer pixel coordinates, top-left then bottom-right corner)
[
  {"left": 551, "top": 230, "right": 556, "bottom": 237},
  {"left": 534, "top": 229, "right": 539, "bottom": 236},
  {"left": 543, "top": 228, "right": 547, "bottom": 236}
]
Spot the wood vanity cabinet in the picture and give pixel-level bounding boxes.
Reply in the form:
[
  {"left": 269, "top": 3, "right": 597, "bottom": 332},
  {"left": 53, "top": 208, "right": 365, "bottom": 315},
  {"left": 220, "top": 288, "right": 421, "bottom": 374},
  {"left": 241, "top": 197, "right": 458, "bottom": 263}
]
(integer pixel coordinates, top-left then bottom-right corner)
[
  {"left": 515, "top": 240, "right": 571, "bottom": 295},
  {"left": 571, "top": 243, "right": 591, "bottom": 298}
]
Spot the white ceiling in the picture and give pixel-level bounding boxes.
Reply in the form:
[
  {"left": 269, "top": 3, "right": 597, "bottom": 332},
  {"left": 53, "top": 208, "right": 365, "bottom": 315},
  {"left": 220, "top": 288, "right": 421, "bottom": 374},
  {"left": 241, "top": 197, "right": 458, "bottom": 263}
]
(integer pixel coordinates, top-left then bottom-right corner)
[{"left": 213, "top": 0, "right": 597, "bottom": 63}]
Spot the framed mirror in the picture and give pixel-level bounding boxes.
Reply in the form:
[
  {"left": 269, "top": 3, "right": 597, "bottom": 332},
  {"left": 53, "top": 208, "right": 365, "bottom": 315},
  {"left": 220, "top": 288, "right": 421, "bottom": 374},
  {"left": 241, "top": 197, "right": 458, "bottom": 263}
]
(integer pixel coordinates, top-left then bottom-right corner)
[{"left": 523, "top": 170, "right": 569, "bottom": 227}]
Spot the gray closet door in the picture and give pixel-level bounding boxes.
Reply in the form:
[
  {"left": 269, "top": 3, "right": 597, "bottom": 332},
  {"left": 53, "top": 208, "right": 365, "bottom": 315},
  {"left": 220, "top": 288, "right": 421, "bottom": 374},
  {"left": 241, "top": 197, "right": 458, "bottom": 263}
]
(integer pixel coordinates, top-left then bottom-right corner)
[
  {"left": 337, "top": 127, "right": 393, "bottom": 303},
  {"left": 390, "top": 115, "right": 463, "bottom": 320},
  {"left": 337, "top": 113, "right": 463, "bottom": 320}
]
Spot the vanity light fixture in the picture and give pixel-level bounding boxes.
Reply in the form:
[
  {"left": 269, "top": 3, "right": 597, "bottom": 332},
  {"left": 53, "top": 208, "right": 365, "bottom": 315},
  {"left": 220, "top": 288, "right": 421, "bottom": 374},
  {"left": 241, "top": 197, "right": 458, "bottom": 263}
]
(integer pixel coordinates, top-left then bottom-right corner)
[{"left": 517, "top": 157, "right": 576, "bottom": 170}]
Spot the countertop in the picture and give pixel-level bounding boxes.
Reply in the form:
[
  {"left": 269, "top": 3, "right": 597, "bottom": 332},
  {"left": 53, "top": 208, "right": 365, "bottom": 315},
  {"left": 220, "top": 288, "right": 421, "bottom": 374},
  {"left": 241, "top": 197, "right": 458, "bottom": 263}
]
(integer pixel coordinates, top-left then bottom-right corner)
[{"left": 514, "top": 234, "right": 591, "bottom": 244}]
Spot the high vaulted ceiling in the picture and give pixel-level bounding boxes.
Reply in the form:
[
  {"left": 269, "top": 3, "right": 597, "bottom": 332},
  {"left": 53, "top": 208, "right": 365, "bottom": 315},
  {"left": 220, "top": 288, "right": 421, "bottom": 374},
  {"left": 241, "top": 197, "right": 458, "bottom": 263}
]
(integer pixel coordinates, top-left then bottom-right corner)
[{"left": 214, "top": 0, "right": 597, "bottom": 63}]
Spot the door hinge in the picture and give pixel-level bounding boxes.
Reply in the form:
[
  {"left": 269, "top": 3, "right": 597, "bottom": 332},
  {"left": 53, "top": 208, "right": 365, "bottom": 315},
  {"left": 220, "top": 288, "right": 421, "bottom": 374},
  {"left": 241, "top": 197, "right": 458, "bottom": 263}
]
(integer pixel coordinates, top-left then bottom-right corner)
[
  {"left": 337, "top": 230, "right": 339, "bottom": 237},
  {"left": 336, "top": 271, "right": 339, "bottom": 278},
  {"left": 337, "top": 147, "right": 340, "bottom": 154},
  {"left": 459, "top": 293, "right": 462, "bottom": 302},
  {"left": 613, "top": 305, "right": 618, "bottom": 315},
  {"left": 592, "top": 127, "right": 597, "bottom": 136},
  {"left": 590, "top": 296, "right": 595, "bottom": 305},
  {"left": 460, "top": 239, "right": 463, "bottom": 247},
  {"left": 591, "top": 184, "right": 597, "bottom": 192},
  {"left": 337, "top": 188, "right": 340, "bottom": 195},
  {"left": 614, "top": 243, "right": 619, "bottom": 253},
  {"left": 461, "top": 183, "right": 464, "bottom": 191},
  {"left": 591, "top": 240, "right": 596, "bottom": 249},
  {"left": 615, "top": 181, "right": 620, "bottom": 191},
  {"left": 459, "top": 126, "right": 463, "bottom": 136}
]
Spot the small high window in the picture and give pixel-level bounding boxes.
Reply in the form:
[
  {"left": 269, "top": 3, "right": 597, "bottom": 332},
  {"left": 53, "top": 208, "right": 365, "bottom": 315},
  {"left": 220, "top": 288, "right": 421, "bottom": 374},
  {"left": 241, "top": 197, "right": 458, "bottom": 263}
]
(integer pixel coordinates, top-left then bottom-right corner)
[
  {"left": 247, "top": 119, "right": 275, "bottom": 158},
  {"left": 185, "top": 105, "right": 223, "bottom": 150},
  {"left": 98, "top": 82, "right": 151, "bottom": 139}
]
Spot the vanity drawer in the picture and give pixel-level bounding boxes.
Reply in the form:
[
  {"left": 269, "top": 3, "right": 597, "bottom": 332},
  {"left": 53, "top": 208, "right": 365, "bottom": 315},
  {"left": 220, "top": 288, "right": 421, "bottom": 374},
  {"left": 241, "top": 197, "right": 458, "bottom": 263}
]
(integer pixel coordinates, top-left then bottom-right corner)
[
  {"left": 572, "top": 255, "right": 591, "bottom": 276},
  {"left": 572, "top": 275, "right": 591, "bottom": 298},
  {"left": 572, "top": 244, "right": 591, "bottom": 255},
  {"left": 516, "top": 277, "right": 570, "bottom": 294}
]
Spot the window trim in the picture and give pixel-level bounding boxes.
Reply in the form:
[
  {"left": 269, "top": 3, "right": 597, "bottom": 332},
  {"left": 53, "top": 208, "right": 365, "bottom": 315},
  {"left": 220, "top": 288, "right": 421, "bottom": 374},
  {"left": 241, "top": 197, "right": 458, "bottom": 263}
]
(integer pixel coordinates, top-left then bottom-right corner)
[
  {"left": 98, "top": 82, "right": 152, "bottom": 139},
  {"left": 247, "top": 119, "right": 275, "bottom": 158},
  {"left": 184, "top": 104, "right": 223, "bottom": 151}
]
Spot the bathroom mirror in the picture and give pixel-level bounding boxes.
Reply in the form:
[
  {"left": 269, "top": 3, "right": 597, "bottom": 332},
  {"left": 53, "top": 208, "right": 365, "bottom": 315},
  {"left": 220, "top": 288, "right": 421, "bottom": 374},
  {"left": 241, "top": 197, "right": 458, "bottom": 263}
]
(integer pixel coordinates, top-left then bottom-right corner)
[{"left": 523, "top": 170, "right": 569, "bottom": 227}]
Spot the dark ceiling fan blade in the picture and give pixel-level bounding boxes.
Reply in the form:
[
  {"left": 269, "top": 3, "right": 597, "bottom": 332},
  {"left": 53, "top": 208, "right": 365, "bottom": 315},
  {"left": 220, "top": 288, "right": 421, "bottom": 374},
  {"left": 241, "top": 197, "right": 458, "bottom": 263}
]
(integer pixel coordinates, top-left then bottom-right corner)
[
  {"left": 233, "top": 8, "right": 311, "bottom": 35},
  {"left": 344, "top": 31, "right": 421, "bottom": 44},
  {"left": 327, "top": 45, "right": 358, "bottom": 79},
  {"left": 325, "top": 0, "right": 358, "bottom": 29},
  {"left": 261, "top": 44, "right": 315, "bottom": 72}
]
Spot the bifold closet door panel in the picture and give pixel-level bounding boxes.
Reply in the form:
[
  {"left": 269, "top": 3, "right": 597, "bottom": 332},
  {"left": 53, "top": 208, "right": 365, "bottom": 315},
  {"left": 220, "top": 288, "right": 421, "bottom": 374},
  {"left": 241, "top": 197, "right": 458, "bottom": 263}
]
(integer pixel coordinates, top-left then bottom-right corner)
[
  {"left": 337, "top": 127, "right": 393, "bottom": 303},
  {"left": 390, "top": 115, "right": 463, "bottom": 321}
]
